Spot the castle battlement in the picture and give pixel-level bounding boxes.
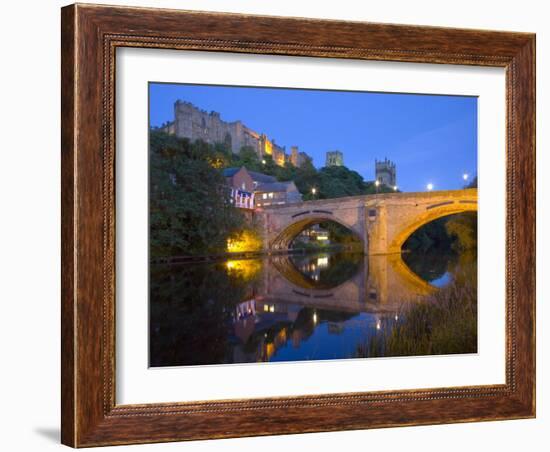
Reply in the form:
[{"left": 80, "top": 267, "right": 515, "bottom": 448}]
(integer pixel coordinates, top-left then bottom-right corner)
[
  {"left": 162, "top": 100, "right": 312, "bottom": 168},
  {"left": 326, "top": 150, "right": 344, "bottom": 167},
  {"left": 375, "top": 157, "right": 397, "bottom": 187}
]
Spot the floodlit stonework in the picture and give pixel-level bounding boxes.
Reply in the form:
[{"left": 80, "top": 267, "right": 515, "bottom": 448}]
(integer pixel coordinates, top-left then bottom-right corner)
[{"left": 159, "top": 100, "right": 312, "bottom": 167}]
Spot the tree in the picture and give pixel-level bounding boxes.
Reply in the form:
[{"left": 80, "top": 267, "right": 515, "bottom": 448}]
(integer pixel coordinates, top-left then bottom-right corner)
[
  {"left": 259, "top": 154, "right": 278, "bottom": 175},
  {"left": 227, "top": 229, "right": 263, "bottom": 253},
  {"left": 294, "top": 165, "right": 394, "bottom": 200},
  {"left": 275, "top": 161, "right": 297, "bottom": 181},
  {"left": 445, "top": 212, "right": 477, "bottom": 251},
  {"left": 319, "top": 221, "right": 362, "bottom": 246},
  {"left": 234, "top": 145, "right": 262, "bottom": 171},
  {"left": 465, "top": 175, "right": 478, "bottom": 189},
  {"left": 149, "top": 130, "right": 245, "bottom": 257}
]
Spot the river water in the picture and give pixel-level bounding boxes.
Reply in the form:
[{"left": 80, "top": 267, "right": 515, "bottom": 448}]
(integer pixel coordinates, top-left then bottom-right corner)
[{"left": 149, "top": 250, "right": 477, "bottom": 367}]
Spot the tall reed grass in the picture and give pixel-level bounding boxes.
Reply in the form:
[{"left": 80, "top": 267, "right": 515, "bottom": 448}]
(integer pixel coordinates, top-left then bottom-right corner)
[{"left": 357, "top": 267, "right": 477, "bottom": 358}]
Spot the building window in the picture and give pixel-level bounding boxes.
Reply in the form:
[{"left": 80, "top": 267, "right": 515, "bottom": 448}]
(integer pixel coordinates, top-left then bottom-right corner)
[
  {"left": 268, "top": 192, "right": 274, "bottom": 199},
  {"left": 262, "top": 193, "right": 267, "bottom": 199},
  {"left": 241, "top": 182, "right": 246, "bottom": 190},
  {"left": 368, "top": 209, "right": 377, "bottom": 217}
]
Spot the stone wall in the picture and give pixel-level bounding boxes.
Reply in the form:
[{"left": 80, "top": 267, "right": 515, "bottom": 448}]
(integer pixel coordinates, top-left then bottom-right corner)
[{"left": 165, "top": 100, "right": 311, "bottom": 167}]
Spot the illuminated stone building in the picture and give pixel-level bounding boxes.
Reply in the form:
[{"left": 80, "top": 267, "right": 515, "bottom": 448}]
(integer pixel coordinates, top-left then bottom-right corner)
[
  {"left": 325, "top": 150, "right": 344, "bottom": 167},
  {"left": 375, "top": 158, "right": 397, "bottom": 187},
  {"left": 159, "top": 100, "right": 312, "bottom": 167}
]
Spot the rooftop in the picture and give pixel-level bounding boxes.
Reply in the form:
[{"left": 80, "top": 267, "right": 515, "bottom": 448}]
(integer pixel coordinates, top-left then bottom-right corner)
[{"left": 222, "top": 167, "right": 277, "bottom": 184}]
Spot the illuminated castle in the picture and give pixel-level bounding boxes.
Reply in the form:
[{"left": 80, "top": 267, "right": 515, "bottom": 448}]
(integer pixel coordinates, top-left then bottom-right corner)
[{"left": 159, "top": 100, "right": 312, "bottom": 167}]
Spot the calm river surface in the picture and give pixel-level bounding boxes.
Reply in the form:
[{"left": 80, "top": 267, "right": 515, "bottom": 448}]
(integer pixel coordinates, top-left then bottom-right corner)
[{"left": 149, "top": 250, "right": 477, "bottom": 367}]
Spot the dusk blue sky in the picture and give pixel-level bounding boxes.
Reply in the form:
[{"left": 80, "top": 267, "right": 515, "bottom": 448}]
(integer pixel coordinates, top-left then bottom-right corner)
[{"left": 149, "top": 83, "right": 477, "bottom": 192}]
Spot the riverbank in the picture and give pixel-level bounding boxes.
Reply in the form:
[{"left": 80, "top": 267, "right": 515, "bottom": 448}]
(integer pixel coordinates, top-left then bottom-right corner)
[{"left": 150, "top": 244, "right": 361, "bottom": 265}]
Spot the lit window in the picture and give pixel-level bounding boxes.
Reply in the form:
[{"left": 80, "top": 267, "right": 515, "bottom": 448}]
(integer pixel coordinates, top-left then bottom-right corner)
[
  {"left": 262, "top": 193, "right": 267, "bottom": 199},
  {"left": 268, "top": 192, "right": 274, "bottom": 199},
  {"left": 241, "top": 182, "right": 246, "bottom": 190}
]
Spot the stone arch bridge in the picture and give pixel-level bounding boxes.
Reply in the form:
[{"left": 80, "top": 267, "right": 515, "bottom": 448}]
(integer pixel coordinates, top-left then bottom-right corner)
[{"left": 259, "top": 189, "right": 477, "bottom": 255}]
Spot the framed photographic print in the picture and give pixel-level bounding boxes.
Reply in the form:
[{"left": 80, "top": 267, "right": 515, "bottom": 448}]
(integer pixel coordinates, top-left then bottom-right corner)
[{"left": 61, "top": 3, "right": 536, "bottom": 447}]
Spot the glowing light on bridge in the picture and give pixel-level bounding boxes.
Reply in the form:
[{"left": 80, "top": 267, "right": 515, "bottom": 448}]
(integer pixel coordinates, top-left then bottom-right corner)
[{"left": 426, "top": 183, "right": 434, "bottom": 191}]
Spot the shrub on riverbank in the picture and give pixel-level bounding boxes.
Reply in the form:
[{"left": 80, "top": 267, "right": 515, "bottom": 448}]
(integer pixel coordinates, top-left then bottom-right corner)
[{"left": 357, "top": 268, "right": 477, "bottom": 358}]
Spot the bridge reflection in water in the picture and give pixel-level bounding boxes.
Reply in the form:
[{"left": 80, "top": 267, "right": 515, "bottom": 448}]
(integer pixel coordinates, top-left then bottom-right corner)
[{"left": 150, "top": 251, "right": 466, "bottom": 367}]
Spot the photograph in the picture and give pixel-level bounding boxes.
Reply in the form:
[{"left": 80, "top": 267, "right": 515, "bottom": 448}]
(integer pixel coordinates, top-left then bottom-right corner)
[
  {"left": 47, "top": 1, "right": 537, "bottom": 448},
  {"left": 148, "top": 83, "right": 479, "bottom": 367}
]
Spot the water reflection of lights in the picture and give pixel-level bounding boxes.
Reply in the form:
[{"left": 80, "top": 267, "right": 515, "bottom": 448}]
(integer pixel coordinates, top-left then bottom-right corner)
[
  {"left": 376, "top": 320, "right": 382, "bottom": 330},
  {"left": 235, "top": 300, "right": 256, "bottom": 319},
  {"left": 224, "top": 259, "right": 262, "bottom": 279},
  {"left": 316, "top": 256, "right": 329, "bottom": 268},
  {"left": 313, "top": 312, "right": 318, "bottom": 324}
]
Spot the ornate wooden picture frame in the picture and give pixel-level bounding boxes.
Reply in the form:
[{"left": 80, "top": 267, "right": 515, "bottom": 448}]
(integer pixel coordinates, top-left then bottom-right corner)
[{"left": 61, "top": 3, "right": 535, "bottom": 447}]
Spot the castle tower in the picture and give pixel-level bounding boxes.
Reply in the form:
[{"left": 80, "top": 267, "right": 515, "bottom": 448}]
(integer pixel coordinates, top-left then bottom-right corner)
[
  {"left": 375, "top": 158, "right": 397, "bottom": 187},
  {"left": 325, "top": 150, "right": 344, "bottom": 167}
]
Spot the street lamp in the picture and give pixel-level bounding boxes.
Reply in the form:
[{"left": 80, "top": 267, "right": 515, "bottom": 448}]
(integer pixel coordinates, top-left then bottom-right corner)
[
  {"left": 393, "top": 185, "right": 398, "bottom": 191},
  {"left": 374, "top": 180, "right": 380, "bottom": 187},
  {"left": 311, "top": 187, "right": 317, "bottom": 199},
  {"left": 462, "top": 173, "right": 469, "bottom": 181},
  {"left": 262, "top": 159, "right": 266, "bottom": 165},
  {"left": 427, "top": 183, "right": 434, "bottom": 191}
]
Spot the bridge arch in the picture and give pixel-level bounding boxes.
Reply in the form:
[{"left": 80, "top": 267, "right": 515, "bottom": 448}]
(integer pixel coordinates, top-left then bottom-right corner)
[
  {"left": 269, "top": 215, "right": 365, "bottom": 251},
  {"left": 387, "top": 202, "right": 477, "bottom": 254}
]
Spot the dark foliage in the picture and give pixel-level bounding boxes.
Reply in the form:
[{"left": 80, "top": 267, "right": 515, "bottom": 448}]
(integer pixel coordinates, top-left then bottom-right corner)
[{"left": 149, "top": 131, "right": 245, "bottom": 258}]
